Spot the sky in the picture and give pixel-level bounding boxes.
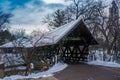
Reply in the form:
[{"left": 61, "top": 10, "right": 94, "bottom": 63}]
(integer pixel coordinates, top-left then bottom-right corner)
[
  {"left": 0, "top": 0, "right": 70, "bottom": 34},
  {"left": 0, "top": 0, "right": 117, "bottom": 34}
]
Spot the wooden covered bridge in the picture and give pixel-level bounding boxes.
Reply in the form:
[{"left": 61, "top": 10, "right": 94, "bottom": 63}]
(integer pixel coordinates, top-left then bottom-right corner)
[{"left": 0, "top": 17, "right": 98, "bottom": 65}]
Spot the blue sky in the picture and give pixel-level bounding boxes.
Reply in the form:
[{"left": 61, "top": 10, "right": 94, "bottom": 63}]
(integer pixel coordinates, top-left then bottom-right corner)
[
  {"left": 0, "top": 0, "right": 115, "bottom": 34},
  {"left": 0, "top": 0, "right": 69, "bottom": 34}
]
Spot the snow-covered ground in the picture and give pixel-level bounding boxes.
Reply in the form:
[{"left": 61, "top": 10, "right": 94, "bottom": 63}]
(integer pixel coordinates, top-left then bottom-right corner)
[
  {"left": 88, "top": 49, "right": 120, "bottom": 68},
  {"left": 0, "top": 53, "right": 24, "bottom": 67},
  {"left": 2, "top": 62, "right": 68, "bottom": 80},
  {"left": 87, "top": 60, "right": 120, "bottom": 68}
]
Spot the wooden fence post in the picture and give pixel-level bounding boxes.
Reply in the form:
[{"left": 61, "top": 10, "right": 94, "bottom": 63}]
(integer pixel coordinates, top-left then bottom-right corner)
[{"left": 0, "top": 62, "right": 4, "bottom": 78}]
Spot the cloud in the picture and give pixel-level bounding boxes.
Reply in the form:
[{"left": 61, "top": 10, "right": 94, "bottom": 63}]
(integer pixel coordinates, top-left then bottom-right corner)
[
  {"left": 42, "top": 0, "right": 65, "bottom": 4},
  {"left": 8, "top": 0, "right": 66, "bottom": 34},
  {"left": 0, "top": 0, "right": 71, "bottom": 34},
  {"left": 11, "top": 1, "right": 58, "bottom": 25},
  {"left": 47, "top": 3, "right": 65, "bottom": 8},
  {"left": 10, "top": 24, "right": 49, "bottom": 34},
  {"left": 1, "top": 0, "right": 113, "bottom": 34}
]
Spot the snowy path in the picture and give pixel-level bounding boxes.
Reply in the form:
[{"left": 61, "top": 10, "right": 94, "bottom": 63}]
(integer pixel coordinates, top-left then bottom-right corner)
[
  {"left": 2, "top": 61, "right": 120, "bottom": 80},
  {"left": 18, "top": 76, "right": 58, "bottom": 80},
  {"left": 55, "top": 64, "right": 120, "bottom": 80}
]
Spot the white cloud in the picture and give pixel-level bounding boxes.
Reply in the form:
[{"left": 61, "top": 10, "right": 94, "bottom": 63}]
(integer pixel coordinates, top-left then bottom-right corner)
[
  {"left": 10, "top": 0, "right": 68, "bottom": 26},
  {"left": 42, "top": 0, "right": 65, "bottom": 4},
  {"left": 10, "top": 24, "right": 49, "bottom": 34},
  {"left": 10, "top": 0, "right": 61, "bottom": 34}
]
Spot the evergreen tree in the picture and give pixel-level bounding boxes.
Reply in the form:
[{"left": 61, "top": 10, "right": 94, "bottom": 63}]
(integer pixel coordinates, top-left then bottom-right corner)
[
  {"left": 0, "top": 11, "right": 12, "bottom": 30},
  {"left": 42, "top": 9, "right": 69, "bottom": 28},
  {"left": 52, "top": 9, "right": 67, "bottom": 27},
  {"left": 0, "top": 11, "right": 13, "bottom": 44},
  {"left": 0, "top": 30, "right": 15, "bottom": 45}
]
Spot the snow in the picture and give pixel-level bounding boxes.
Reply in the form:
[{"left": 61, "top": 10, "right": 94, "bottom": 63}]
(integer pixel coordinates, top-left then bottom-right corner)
[
  {"left": 88, "top": 50, "right": 120, "bottom": 68},
  {"left": 30, "top": 63, "right": 34, "bottom": 69},
  {"left": 0, "top": 62, "right": 4, "bottom": 64},
  {"left": 0, "top": 53, "right": 24, "bottom": 67},
  {"left": 2, "top": 62, "right": 68, "bottom": 80},
  {"left": 37, "top": 17, "right": 82, "bottom": 46},
  {"left": 0, "top": 17, "right": 82, "bottom": 48},
  {"left": 88, "top": 49, "right": 115, "bottom": 62},
  {"left": 87, "top": 60, "right": 120, "bottom": 68},
  {"left": 0, "top": 38, "right": 33, "bottom": 48},
  {"left": 23, "top": 17, "right": 82, "bottom": 47}
]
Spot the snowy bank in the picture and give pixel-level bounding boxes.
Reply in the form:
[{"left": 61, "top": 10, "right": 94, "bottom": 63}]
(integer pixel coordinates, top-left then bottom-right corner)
[
  {"left": 87, "top": 60, "right": 120, "bottom": 68},
  {"left": 0, "top": 62, "right": 4, "bottom": 64},
  {"left": 2, "top": 62, "right": 68, "bottom": 80}
]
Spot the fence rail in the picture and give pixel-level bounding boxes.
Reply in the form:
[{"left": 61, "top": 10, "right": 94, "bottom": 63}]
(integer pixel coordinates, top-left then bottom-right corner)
[
  {"left": 5, "top": 64, "right": 26, "bottom": 68},
  {"left": 5, "top": 69, "right": 27, "bottom": 76},
  {"left": 4, "top": 64, "right": 27, "bottom": 76}
]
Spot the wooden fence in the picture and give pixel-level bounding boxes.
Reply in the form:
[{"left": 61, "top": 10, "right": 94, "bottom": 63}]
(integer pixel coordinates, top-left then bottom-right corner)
[{"left": 4, "top": 64, "right": 27, "bottom": 76}]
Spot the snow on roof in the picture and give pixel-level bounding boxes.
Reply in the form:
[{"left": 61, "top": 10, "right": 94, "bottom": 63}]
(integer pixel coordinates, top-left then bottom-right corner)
[
  {"left": 32, "top": 17, "right": 82, "bottom": 47},
  {"left": 0, "top": 17, "right": 82, "bottom": 48},
  {"left": 0, "top": 38, "right": 33, "bottom": 48}
]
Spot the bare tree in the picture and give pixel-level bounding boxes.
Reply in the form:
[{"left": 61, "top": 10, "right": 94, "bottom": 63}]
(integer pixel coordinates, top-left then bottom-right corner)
[
  {"left": 89, "top": 1, "right": 119, "bottom": 61},
  {"left": 42, "top": 0, "right": 120, "bottom": 62},
  {"left": 66, "top": 0, "right": 120, "bottom": 62},
  {"left": 42, "top": 14, "right": 53, "bottom": 29},
  {"left": 12, "top": 29, "right": 26, "bottom": 39},
  {"left": 1, "top": 29, "right": 26, "bottom": 74},
  {"left": 66, "top": 0, "right": 101, "bottom": 20}
]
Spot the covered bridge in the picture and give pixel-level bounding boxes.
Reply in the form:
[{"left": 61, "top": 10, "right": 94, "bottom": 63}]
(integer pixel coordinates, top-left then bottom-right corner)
[{"left": 0, "top": 17, "right": 98, "bottom": 64}]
